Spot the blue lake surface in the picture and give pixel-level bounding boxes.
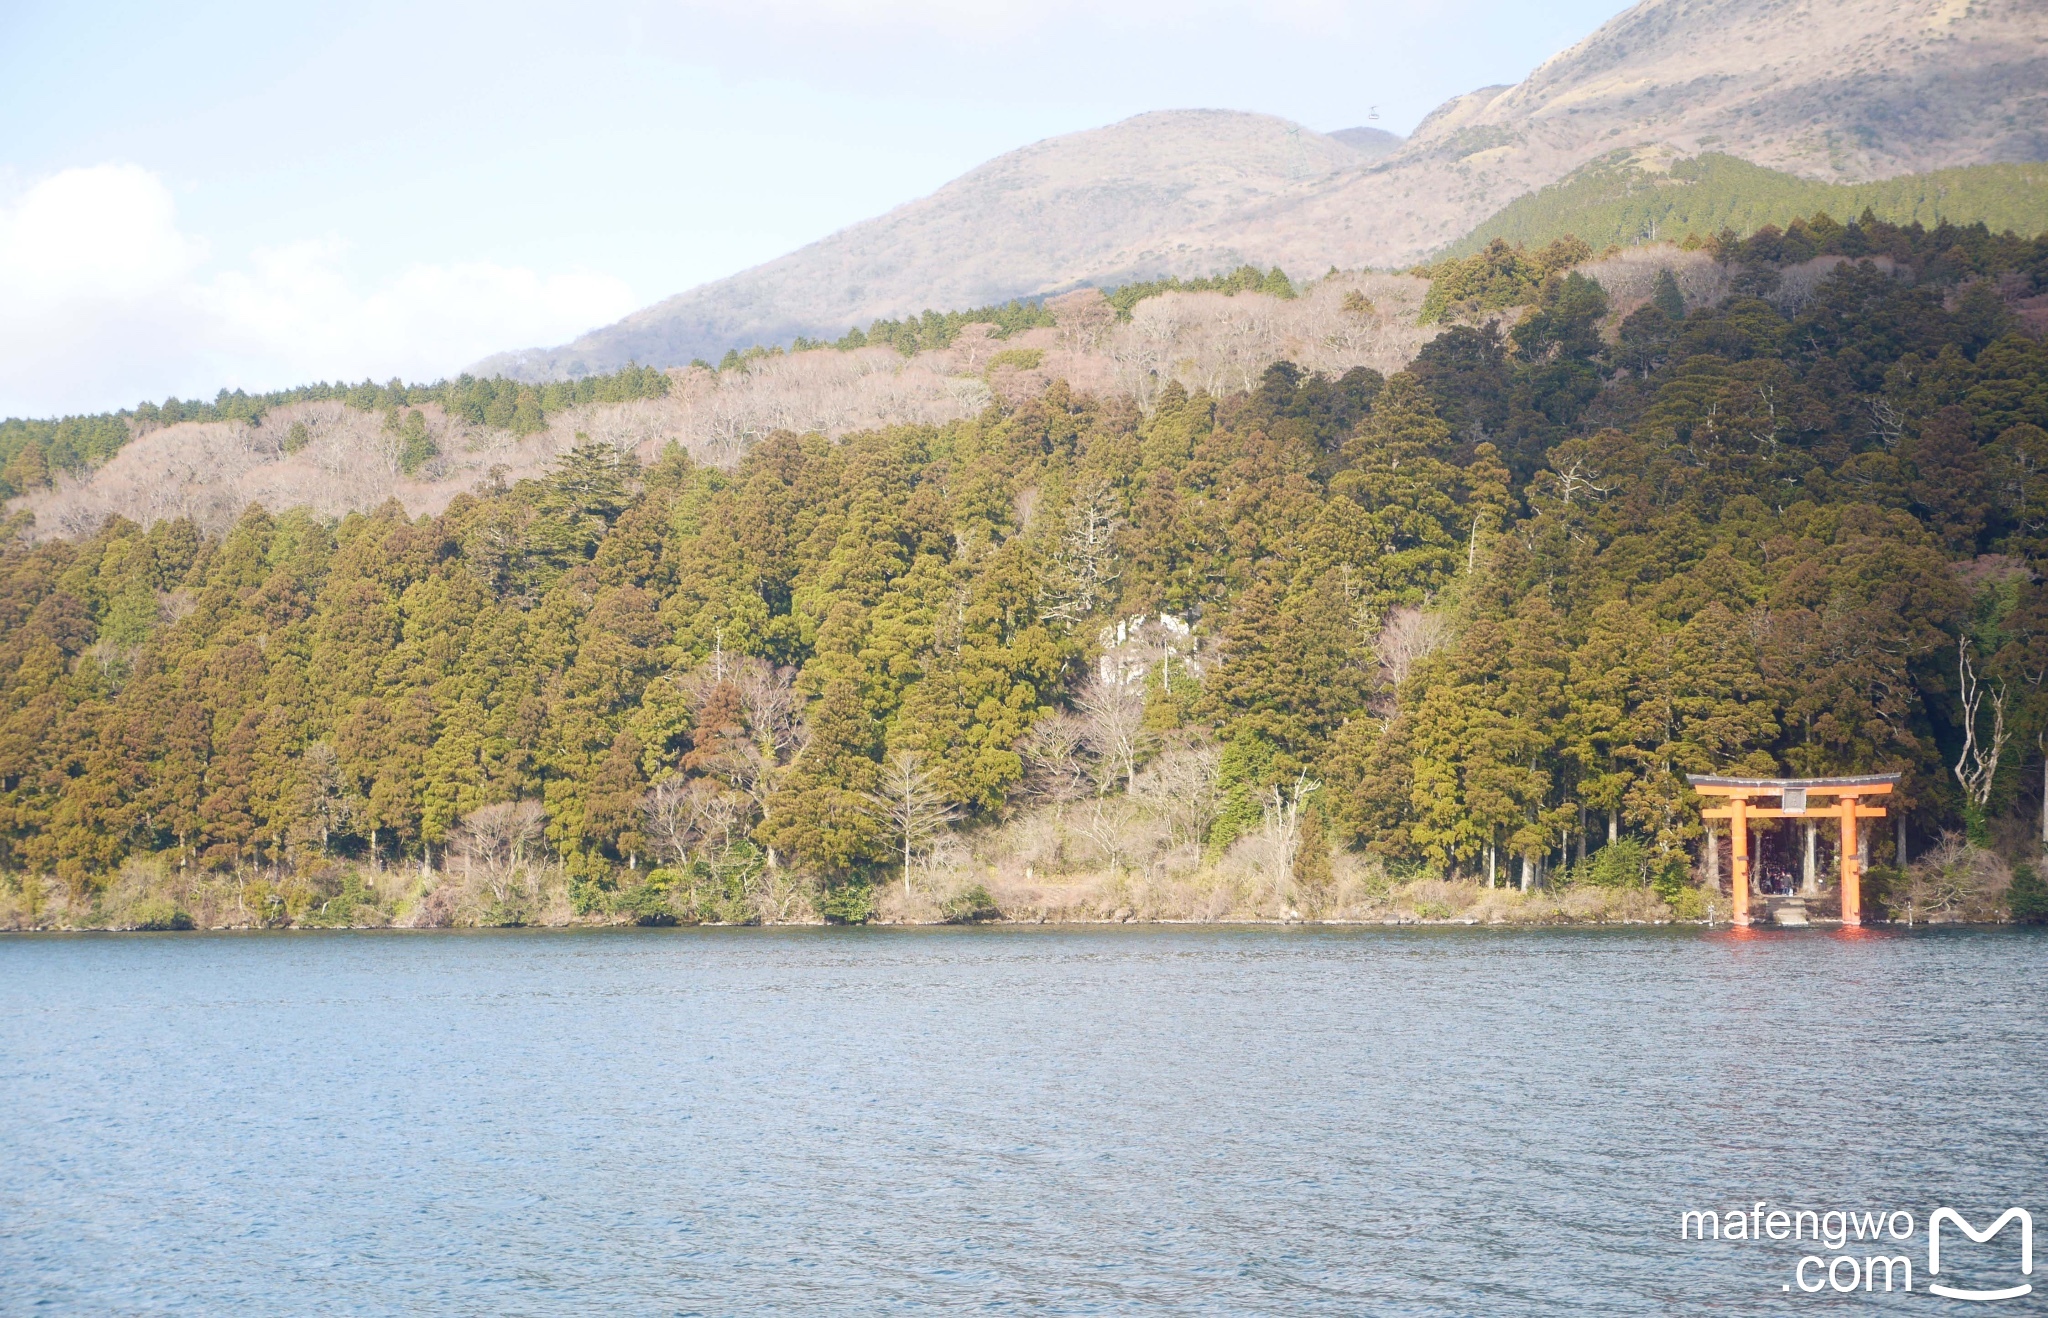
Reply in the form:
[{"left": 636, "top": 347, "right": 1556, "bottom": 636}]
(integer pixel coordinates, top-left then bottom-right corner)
[{"left": 3, "top": 925, "right": 2044, "bottom": 1315}]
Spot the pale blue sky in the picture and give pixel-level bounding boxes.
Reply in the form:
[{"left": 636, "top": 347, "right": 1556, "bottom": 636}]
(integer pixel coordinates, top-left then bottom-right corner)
[{"left": 0, "top": 0, "right": 1630, "bottom": 416}]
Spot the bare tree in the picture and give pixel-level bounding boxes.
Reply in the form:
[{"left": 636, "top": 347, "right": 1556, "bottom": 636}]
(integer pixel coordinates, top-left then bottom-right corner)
[
  {"left": 736, "top": 658, "right": 806, "bottom": 767},
  {"left": 960, "top": 322, "right": 1000, "bottom": 371},
  {"left": 296, "top": 742, "right": 359, "bottom": 853},
  {"left": 1868, "top": 394, "right": 1908, "bottom": 449},
  {"left": 1131, "top": 735, "right": 1222, "bottom": 848},
  {"left": 1077, "top": 673, "right": 1150, "bottom": 793},
  {"left": 870, "top": 751, "right": 961, "bottom": 896},
  {"left": 1048, "top": 288, "right": 1115, "bottom": 353},
  {"left": 449, "top": 801, "right": 546, "bottom": 904},
  {"left": 25, "top": 272, "right": 1472, "bottom": 541},
  {"left": 1255, "top": 772, "right": 1322, "bottom": 891},
  {"left": 1374, "top": 606, "right": 1450, "bottom": 692},
  {"left": 1545, "top": 457, "right": 1612, "bottom": 508},
  {"left": 643, "top": 777, "right": 739, "bottom": 869},
  {"left": 640, "top": 776, "right": 745, "bottom": 912},
  {"left": 1953, "top": 636, "right": 2009, "bottom": 829},
  {"left": 680, "top": 656, "right": 805, "bottom": 824},
  {"left": 1037, "top": 481, "right": 1121, "bottom": 627},
  {"left": 1021, "top": 712, "right": 1094, "bottom": 820},
  {"left": 642, "top": 777, "right": 694, "bottom": 869},
  {"left": 689, "top": 783, "right": 745, "bottom": 856},
  {"left": 1107, "top": 279, "right": 1436, "bottom": 413},
  {"left": 1077, "top": 795, "right": 1140, "bottom": 878}
]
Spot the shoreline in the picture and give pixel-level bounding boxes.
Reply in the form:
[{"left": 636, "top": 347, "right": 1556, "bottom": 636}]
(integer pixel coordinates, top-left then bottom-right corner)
[
  {"left": 9, "top": 856, "right": 2028, "bottom": 933},
  {"left": 2, "top": 913, "right": 2020, "bottom": 934}
]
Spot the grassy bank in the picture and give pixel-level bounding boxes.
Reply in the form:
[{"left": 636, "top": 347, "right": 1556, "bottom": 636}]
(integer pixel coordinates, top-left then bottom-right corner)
[{"left": 5, "top": 820, "right": 2036, "bottom": 932}]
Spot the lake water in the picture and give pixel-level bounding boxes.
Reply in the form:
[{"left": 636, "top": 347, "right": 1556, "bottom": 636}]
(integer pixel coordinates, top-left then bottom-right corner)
[{"left": 3, "top": 926, "right": 2044, "bottom": 1315}]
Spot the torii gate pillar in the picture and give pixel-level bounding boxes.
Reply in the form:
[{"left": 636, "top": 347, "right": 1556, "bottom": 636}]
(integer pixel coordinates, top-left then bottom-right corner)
[
  {"left": 1728, "top": 795, "right": 1749, "bottom": 927},
  {"left": 1838, "top": 793, "right": 1862, "bottom": 927}
]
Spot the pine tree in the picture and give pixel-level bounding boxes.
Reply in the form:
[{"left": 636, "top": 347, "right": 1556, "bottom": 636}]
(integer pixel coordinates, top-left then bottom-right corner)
[
  {"left": 1903, "top": 405, "right": 1992, "bottom": 553},
  {"left": 758, "top": 678, "right": 882, "bottom": 875},
  {"left": 1291, "top": 807, "right": 1333, "bottom": 913},
  {"left": 1651, "top": 267, "right": 1686, "bottom": 320}
]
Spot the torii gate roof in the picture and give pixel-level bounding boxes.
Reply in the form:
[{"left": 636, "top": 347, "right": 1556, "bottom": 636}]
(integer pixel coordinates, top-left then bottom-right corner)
[{"left": 1687, "top": 774, "right": 1901, "bottom": 791}]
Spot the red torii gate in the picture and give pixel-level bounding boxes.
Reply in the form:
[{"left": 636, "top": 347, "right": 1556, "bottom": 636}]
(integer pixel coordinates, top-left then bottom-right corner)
[{"left": 1687, "top": 774, "right": 1900, "bottom": 928}]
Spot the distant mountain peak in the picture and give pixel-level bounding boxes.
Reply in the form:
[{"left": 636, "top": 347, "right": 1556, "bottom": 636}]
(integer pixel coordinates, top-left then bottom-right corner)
[{"left": 475, "top": 109, "right": 1364, "bottom": 381}]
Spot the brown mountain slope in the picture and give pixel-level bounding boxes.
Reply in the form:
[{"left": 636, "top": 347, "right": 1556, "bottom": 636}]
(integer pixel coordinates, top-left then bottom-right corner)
[
  {"left": 476, "top": 110, "right": 1371, "bottom": 380},
  {"left": 1154, "top": 0, "right": 2047, "bottom": 271},
  {"left": 480, "top": 0, "right": 2045, "bottom": 379}
]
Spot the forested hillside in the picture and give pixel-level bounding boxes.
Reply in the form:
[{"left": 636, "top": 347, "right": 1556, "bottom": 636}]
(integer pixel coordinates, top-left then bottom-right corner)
[
  {"left": 2, "top": 214, "right": 2045, "bottom": 929},
  {"left": 0, "top": 366, "right": 675, "bottom": 504},
  {"left": 1446, "top": 155, "right": 2048, "bottom": 259},
  {"left": 0, "top": 275, "right": 1289, "bottom": 509},
  {"left": 5, "top": 271, "right": 1431, "bottom": 544}
]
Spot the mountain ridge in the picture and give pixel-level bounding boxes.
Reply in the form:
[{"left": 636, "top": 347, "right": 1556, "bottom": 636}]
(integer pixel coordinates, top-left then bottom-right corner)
[
  {"left": 1140, "top": 0, "right": 2047, "bottom": 276},
  {"left": 476, "top": 110, "right": 1370, "bottom": 380},
  {"left": 480, "top": 0, "right": 2047, "bottom": 381}
]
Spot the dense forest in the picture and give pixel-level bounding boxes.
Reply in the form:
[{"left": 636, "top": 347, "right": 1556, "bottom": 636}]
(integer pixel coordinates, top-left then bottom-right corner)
[{"left": 2, "top": 213, "right": 2047, "bottom": 928}]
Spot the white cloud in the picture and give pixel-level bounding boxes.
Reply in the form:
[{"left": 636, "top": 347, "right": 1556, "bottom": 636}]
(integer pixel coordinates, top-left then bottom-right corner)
[
  {"left": 199, "top": 242, "right": 638, "bottom": 385},
  {"left": 0, "top": 165, "right": 639, "bottom": 418},
  {"left": 0, "top": 164, "right": 204, "bottom": 305}
]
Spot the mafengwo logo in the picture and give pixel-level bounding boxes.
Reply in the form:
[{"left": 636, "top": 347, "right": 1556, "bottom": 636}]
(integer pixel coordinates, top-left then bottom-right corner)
[
  {"left": 1678, "top": 1202, "right": 2033, "bottom": 1298},
  {"left": 1929, "top": 1208, "right": 2033, "bottom": 1302}
]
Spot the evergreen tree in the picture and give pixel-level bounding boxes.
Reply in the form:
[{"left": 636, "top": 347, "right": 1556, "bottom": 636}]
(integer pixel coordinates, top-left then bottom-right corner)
[
  {"left": 758, "top": 678, "right": 883, "bottom": 875},
  {"left": 1651, "top": 267, "right": 1686, "bottom": 320}
]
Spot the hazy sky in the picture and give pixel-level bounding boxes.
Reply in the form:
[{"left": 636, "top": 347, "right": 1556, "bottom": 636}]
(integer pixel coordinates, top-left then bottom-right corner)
[{"left": 0, "top": 0, "right": 1630, "bottom": 418}]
